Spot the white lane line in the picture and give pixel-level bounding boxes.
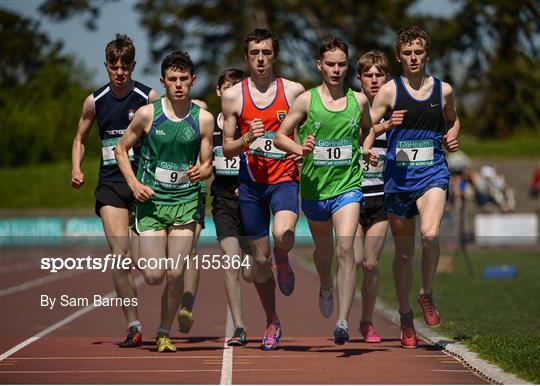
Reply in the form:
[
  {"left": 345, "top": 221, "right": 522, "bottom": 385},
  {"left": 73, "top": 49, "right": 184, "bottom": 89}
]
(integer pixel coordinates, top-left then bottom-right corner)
[
  {"left": 0, "top": 270, "right": 85, "bottom": 296},
  {"left": 10, "top": 354, "right": 315, "bottom": 360},
  {"left": 0, "top": 276, "right": 145, "bottom": 361},
  {"left": 0, "top": 369, "right": 304, "bottom": 374},
  {"left": 219, "top": 306, "right": 234, "bottom": 385}
]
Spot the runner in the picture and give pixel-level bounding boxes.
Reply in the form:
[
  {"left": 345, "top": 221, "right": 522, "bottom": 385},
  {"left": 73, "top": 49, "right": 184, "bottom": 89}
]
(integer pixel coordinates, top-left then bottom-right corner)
[
  {"left": 364, "top": 26, "right": 460, "bottom": 348},
  {"left": 275, "top": 37, "right": 373, "bottom": 345},
  {"left": 221, "top": 28, "right": 304, "bottom": 350},
  {"left": 211, "top": 68, "right": 253, "bottom": 346},
  {"left": 70, "top": 33, "right": 159, "bottom": 348},
  {"left": 115, "top": 51, "right": 214, "bottom": 352},
  {"left": 353, "top": 50, "right": 390, "bottom": 343}
]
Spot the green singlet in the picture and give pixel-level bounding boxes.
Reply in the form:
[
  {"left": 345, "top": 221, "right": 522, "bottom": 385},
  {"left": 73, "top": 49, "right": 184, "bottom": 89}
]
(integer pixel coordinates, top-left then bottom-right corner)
[
  {"left": 298, "top": 88, "right": 363, "bottom": 200},
  {"left": 136, "top": 99, "right": 202, "bottom": 205}
]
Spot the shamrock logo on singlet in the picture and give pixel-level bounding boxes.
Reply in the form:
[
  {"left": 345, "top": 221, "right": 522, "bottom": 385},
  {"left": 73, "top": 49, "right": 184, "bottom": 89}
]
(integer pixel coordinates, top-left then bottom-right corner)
[
  {"left": 181, "top": 126, "right": 196, "bottom": 142},
  {"left": 349, "top": 116, "right": 360, "bottom": 131}
]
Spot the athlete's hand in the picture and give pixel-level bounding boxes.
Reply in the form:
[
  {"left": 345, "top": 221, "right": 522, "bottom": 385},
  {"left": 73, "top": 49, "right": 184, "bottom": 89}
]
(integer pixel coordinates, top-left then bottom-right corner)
[
  {"left": 186, "top": 164, "right": 201, "bottom": 182},
  {"left": 385, "top": 110, "right": 406, "bottom": 131},
  {"left": 248, "top": 118, "right": 265, "bottom": 142},
  {"left": 363, "top": 148, "right": 379, "bottom": 166},
  {"left": 443, "top": 135, "right": 459, "bottom": 152},
  {"left": 301, "top": 134, "right": 316, "bottom": 157},
  {"left": 132, "top": 182, "right": 155, "bottom": 203},
  {"left": 234, "top": 188, "right": 239, "bottom": 197},
  {"left": 71, "top": 170, "right": 85, "bottom": 189}
]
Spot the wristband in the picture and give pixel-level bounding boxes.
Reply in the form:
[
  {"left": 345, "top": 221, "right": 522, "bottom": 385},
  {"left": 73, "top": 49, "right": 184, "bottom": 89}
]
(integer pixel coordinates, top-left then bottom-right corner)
[{"left": 242, "top": 133, "right": 250, "bottom": 147}]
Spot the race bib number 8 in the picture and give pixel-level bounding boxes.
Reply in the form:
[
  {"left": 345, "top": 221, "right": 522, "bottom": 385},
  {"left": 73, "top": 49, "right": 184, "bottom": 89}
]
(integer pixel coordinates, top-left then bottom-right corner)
[
  {"left": 249, "top": 131, "right": 286, "bottom": 160},
  {"left": 213, "top": 147, "right": 239, "bottom": 176},
  {"left": 313, "top": 138, "right": 353, "bottom": 166},
  {"left": 102, "top": 138, "right": 133, "bottom": 165},
  {"left": 396, "top": 140, "right": 434, "bottom": 167},
  {"left": 154, "top": 161, "right": 190, "bottom": 188}
]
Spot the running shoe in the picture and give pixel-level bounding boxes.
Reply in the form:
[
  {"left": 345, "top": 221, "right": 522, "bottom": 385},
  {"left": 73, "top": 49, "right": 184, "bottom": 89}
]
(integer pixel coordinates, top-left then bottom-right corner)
[
  {"left": 274, "top": 247, "right": 295, "bottom": 296},
  {"left": 418, "top": 292, "right": 442, "bottom": 327},
  {"left": 118, "top": 325, "right": 142, "bottom": 348},
  {"left": 178, "top": 307, "right": 194, "bottom": 333},
  {"left": 261, "top": 322, "right": 282, "bottom": 350},
  {"left": 400, "top": 310, "right": 418, "bottom": 349},
  {"left": 156, "top": 334, "right": 177, "bottom": 352},
  {"left": 333, "top": 320, "right": 350, "bottom": 345},
  {"left": 227, "top": 326, "right": 247, "bottom": 347},
  {"left": 359, "top": 321, "right": 382, "bottom": 343},
  {"left": 318, "top": 286, "right": 334, "bottom": 318}
]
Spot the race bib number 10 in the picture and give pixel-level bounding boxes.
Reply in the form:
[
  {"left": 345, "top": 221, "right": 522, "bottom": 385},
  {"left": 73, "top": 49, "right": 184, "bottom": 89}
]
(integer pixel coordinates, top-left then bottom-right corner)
[
  {"left": 396, "top": 140, "right": 434, "bottom": 167},
  {"left": 102, "top": 138, "right": 133, "bottom": 166},
  {"left": 313, "top": 138, "right": 353, "bottom": 166}
]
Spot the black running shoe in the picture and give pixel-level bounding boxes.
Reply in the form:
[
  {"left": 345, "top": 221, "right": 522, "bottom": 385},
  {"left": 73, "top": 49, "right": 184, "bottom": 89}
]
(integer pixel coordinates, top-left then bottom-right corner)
[{"left": 119, "top": 326, "right": 142, "bottom": 348}]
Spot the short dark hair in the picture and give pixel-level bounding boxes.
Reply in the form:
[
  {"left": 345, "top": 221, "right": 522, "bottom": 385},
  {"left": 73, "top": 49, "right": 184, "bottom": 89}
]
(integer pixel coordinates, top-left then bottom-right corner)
[
  {"left": 318, "top": 37, "right": 349, "bottom": 59},
  {"left": 395, "top": 26, "right": 430, "bottom": 54},
  {"left": 217, "top": 68, "right": 245, "bottom": 88},
  {"left": 243, "top": 28, "right": 279, "bottom": 58},
  {"left": 356, "top": 50, "right": 388, "bottom": 75},
  {"left": 105, "top": 33, "right": 135, "bottom": 64},
  {"left": 160, "top": 51, "right": 195, "bottom": 77}
]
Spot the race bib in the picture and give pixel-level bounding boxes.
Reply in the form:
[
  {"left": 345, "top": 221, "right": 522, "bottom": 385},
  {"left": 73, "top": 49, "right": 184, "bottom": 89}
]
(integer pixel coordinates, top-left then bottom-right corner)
[
  {"left": 102, "top": 138, "right": 133, "bottom": 165},
  {"left": 213, "top": 146, "right": 239, "bottom": 176},
  {"left": 154, "top": 161, "right": 190, "bottom": 188},
  {"left": 249, "top": 131, "right": 286, "bottom": 160},
  {"left": 396, "top": 140, "right": 434, "bottom": 167},
  {"left": 313, "top": 138, "right": 353, "bottom": 166},
  {"left": 361, "top": 154, "right": 385, "bottom": 179}
]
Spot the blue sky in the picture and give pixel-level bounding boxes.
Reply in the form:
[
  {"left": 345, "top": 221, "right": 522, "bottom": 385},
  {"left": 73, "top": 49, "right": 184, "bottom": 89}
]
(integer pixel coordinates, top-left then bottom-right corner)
[{"left": 2, "top": 0, "right": 459, "bottom": 93}]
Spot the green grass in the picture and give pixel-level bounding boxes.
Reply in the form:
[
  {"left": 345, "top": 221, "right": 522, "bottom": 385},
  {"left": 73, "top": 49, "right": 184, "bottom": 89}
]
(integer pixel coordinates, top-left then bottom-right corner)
[
  {"left": 373, "top": 249, "right": 540, "bottom": 383},
  {"left": 460, "top": 132, "right": 540, "bottom": 157},
  {"left": 0, "top": 157, "right": 213, "bottom": 210}
]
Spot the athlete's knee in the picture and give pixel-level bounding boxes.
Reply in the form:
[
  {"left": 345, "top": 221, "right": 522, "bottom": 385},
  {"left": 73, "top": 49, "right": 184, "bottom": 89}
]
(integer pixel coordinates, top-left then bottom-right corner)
[
  {"left": 112, "top": 268, "right": 131, "bottom": 280},
  {"left": 362, "top": 259, "right": 379, "bottom": 274},
  {"left": 272, "top": 227, "right": 295, "bottom": 250},
  {"left": 420, "top": 228, "right": 439, "bottom": 244},
  {"left": 143, "top": 270, "right": 165, "bottom": 286},
  {"left": 335, "top": 241, "right": 354, "bottom": 260},
  {"left": 394, "top": 247, "right": 414, "bottom": 262},
  {"left": 166, "top": 269, "right": 183, "bottom": 282}
]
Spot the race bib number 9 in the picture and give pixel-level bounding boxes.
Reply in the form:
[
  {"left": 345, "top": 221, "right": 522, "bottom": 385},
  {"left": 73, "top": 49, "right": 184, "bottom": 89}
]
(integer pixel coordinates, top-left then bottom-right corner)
[
  {"left": 249, "top": 131, "right": 286, "bottom": 160},
  {"left": 154, "top": 161, "right": 190, "bottom": 188},
  {"left": 396, "top": 140, "right": 434, "bottom": 167},
  {"left": 102, "top": 138, "right": 133, "bottom": 166},
  {"left": 213, "top": 147, "right": 239, "bottom": 176},
  {"left": 313, "top": 138, "right": 353, "bottom": 166}
]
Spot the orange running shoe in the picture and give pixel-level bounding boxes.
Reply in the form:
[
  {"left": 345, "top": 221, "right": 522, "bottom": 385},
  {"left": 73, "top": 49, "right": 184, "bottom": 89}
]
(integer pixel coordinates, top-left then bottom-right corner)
[
  {"left": 400, "top": 310, "right": 418, "bottom": 349},
  {"left": 418, "top": 293, "right": 442, "bottom": 327}
]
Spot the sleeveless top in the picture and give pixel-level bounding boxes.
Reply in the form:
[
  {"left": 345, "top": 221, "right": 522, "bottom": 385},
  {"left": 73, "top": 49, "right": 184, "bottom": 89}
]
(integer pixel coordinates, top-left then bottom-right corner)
[
  {"left": 385, "top": 76, "right": 449, "bottom": 193},
  {"left": 238, "top": 77, "right": 299, "bottom": 184},
  {"left": 136, "top": 99, "right": 201, "bottom": 204},
  {"left": 298, "top": 88, "right": 362, "bottom": 200},
  {"left": 93, "top": 81, "right": 152, "bottom": 182}
]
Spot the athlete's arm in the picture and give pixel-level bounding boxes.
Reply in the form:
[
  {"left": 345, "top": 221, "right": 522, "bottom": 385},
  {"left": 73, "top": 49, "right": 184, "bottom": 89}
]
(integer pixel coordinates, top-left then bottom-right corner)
[
  {"left": 356, "top": 92, "right": 379, "bottom": 166},
  {"left": 442, "top": 82, "right": 460, "bottom": 152},
  {"left": 371, "top": 82, "right": 406, "bottom": 136},
  {"left": 71, "top": 94, "right": 96, "bottom": 189},
  {"left": 282, "top": 79, "right": 306, "bottom": 104},
  {"left": 188, "top": 109, "right": 214, "bottom": 182},
  {"left": 193, "top": 99, "right": 208, "bottom": 110},
  {"left": 115, "top": 104, "right": 155, "bottom": 202},
  {"left": 148, "top": 89, "right": 161, "bottom": 103},
  {"left": 275, "top": 91, "right": 310, "bottom": 156},
  {"left": 221, "top": 84, "right": 248, "bottom": 158}
]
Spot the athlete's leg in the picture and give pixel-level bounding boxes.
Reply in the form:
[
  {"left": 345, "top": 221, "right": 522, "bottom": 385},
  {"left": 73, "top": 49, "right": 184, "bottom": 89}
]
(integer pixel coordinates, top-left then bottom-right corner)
[
  {"left": 416, "top": 188, "right": 446, "bottom": 295},
  {"left": 332, "top": 203, "right": 360, "bottom": 324},
  {"left": 360, "top": 220, "right": 388, "bottom": 323},
  {"left": 353, "top": 224, "right": 364, "bottom": 269},
  {"left": 308, "top": 219, "right": 334, "bottom": 290},
  {"left": 159, "top": 223, "right": 196, "bottom": 332},
  {"left": 221, "top": 236, "right": 246, "bottom": 328},
  {"left": 388, "top": 212, "right": 416, "bottom": 314},
  {"left": 100, "top": 205, "right": 138, "bottom": 323},
  {"left": 272, "top": 210, "right": 297, "bottom": 253},
  {"left": 180, "top": 222, "right": 202, "bottom": 318},
  {"left": 137, "top": 229, "right": 167, "bottom": 285}
]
